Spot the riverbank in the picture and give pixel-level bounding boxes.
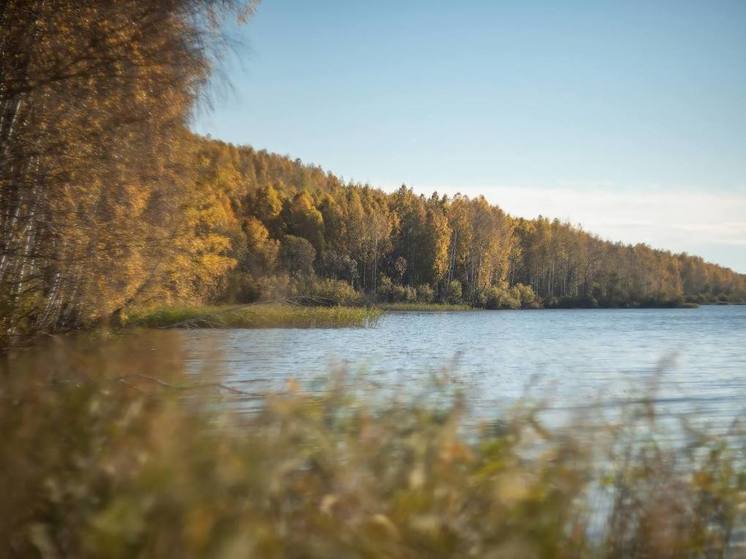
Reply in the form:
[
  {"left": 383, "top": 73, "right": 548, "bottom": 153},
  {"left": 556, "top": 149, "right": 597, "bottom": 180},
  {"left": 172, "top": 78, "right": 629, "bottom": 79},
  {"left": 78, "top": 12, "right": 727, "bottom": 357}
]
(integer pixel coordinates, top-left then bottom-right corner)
[
  {"left": 123, "top": 300, "right": 708, "bottom": 331},
  {"left": 124, "top": 304, "right": 382, "bottom": 329}
]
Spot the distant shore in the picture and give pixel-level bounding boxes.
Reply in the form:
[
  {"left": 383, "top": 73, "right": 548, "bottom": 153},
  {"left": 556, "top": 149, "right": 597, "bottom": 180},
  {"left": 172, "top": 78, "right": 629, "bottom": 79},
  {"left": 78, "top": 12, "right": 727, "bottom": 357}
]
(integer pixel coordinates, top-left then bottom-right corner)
[{"left": 118, "top": 300, "right": 746, "bottom": 330}]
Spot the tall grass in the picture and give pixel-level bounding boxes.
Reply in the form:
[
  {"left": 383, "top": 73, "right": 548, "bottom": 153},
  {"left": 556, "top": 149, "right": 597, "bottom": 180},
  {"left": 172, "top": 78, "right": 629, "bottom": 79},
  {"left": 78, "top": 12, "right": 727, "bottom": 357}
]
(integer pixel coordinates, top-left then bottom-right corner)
[
  {"left": 377, "top": 303, "right": 474, "bottom": 312},
  {"left": 124, "top": 304, "right": 382, "bottom": 329},
  {"left": 0, "top": 338, "right": 743, "bottom": 558}
]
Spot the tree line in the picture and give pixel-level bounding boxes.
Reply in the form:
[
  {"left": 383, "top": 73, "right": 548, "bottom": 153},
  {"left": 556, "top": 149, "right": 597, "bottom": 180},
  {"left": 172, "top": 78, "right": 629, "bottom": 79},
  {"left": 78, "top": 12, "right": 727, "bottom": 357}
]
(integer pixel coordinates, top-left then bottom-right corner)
[
  {"left": 187, "top": 139, "right": 746, "bottom": 311},
  {"left": 1, "top": 1, "right": 744, "bottom": 347}
]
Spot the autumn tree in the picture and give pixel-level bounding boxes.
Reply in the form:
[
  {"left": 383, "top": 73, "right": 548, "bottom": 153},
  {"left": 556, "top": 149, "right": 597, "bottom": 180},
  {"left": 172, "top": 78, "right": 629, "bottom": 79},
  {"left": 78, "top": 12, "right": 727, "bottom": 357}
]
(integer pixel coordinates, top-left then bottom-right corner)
[{"left": 0, "top": 0, "right": 258, "bottom": 346}]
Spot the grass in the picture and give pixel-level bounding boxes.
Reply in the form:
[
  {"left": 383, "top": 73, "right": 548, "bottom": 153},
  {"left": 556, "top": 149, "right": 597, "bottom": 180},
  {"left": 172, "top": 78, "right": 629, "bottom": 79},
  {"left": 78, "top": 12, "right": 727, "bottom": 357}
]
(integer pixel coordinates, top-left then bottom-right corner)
[
  {"left": 124, "top": 303, "right": 382, "bottom": 329},
  {"left": 377, "top": 302, "right": 474, "bottom": 312},
  {"left": 123, "top": 302, "right": 470, "bottom": 330},
  {"left": 1, "top": 337, "right": 743, "bottom": 558}
]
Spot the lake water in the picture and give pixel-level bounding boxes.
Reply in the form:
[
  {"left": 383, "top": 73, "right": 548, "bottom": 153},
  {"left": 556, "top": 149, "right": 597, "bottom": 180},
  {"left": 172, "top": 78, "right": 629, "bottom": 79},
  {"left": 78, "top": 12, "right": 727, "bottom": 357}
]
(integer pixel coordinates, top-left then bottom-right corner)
[{"left": 180, "top": 305, "right": 746, "bottom": 428}]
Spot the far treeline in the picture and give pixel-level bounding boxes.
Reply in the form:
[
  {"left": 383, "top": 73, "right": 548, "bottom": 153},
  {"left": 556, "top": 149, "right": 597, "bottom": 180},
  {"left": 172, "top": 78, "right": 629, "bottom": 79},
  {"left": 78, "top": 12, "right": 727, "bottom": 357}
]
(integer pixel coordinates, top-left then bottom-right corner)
[
  {"left": 179, "top": 141, "right": 746, "bottom": 312},
  {"left": 1, "top": 0, "right": 745, "bottom": 347}
]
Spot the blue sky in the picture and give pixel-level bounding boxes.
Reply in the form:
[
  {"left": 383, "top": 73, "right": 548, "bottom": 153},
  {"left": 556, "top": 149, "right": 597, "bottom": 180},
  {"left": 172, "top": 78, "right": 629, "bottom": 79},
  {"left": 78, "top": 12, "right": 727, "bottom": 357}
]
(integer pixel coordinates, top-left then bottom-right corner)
[{"left": 193, "top": 0, "right": 746, "bottom": 272}]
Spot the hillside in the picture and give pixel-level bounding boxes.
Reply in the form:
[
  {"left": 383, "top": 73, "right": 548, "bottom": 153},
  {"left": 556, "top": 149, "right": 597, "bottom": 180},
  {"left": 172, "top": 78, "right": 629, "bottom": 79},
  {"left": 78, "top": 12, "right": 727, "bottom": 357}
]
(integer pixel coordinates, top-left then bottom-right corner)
[{"left": 186, "top": 135, "right": 746, "bottom": 309}]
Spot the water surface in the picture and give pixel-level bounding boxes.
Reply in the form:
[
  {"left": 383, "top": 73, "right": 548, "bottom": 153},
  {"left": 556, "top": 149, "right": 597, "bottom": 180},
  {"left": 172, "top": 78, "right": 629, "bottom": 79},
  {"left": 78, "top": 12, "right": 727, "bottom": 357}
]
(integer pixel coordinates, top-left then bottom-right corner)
[{"left": 181, "top": 305, "right": 746, "bottom": 426}]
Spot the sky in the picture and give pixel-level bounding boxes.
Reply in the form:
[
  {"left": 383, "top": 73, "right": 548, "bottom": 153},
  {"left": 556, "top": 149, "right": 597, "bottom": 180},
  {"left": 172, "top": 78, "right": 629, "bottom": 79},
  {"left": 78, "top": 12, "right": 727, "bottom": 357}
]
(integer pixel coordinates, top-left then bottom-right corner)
[{"left": 193, "top": 0, "right": 746, "bottom": 272}]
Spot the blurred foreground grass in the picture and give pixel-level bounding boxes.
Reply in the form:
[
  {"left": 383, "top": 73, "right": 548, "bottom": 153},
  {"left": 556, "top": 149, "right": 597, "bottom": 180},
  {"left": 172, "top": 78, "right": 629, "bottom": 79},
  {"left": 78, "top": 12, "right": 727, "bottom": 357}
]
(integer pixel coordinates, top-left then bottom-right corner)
[
  {"left": 1, "top": 335, "right": 744, "bottom": 558},
  {"left": 124, "top": 304, "right": 382, "bottom": 329}
]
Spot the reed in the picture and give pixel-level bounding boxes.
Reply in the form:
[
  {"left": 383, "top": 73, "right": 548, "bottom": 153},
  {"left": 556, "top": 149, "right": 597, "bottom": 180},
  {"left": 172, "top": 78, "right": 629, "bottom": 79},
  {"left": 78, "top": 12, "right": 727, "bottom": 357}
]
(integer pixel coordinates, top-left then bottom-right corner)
[{"left": 124, "top": 304, "right": 382, "bottom": 329}]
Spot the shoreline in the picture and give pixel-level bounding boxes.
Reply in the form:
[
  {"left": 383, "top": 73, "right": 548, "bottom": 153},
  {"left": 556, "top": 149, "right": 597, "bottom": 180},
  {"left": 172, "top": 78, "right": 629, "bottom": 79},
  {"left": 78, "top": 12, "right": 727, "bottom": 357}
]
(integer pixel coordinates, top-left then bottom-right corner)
[{"left": 119, "top": 300, "right": 746, "bottom": 330}]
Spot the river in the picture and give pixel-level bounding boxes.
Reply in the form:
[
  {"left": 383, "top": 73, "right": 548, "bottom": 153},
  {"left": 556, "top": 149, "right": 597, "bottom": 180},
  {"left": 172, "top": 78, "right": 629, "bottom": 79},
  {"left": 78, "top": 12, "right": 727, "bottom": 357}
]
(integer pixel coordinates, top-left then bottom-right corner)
[{"left": 177, "top": 305, "right": 746, "bottom": 428}]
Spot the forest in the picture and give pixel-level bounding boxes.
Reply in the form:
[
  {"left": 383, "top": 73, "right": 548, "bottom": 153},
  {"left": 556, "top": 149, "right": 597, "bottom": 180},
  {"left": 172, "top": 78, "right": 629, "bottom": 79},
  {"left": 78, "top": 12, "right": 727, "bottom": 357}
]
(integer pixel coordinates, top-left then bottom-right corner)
[
  {"left": 176, "top": 138, "right": 746, "bottom": 311},
  {"left": 1, "top": 0, "right": 745, "bottom": 348}
]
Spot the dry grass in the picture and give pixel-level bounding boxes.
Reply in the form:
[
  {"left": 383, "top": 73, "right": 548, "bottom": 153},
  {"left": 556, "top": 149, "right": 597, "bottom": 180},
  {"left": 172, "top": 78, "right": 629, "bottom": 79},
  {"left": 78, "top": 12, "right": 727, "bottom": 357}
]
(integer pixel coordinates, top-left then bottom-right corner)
[
  {"left": 0, "top": 338, "right": 743, "bottom": 558},
  {"left": 124, "top": 304, "right": 382, "bottom": 329}
]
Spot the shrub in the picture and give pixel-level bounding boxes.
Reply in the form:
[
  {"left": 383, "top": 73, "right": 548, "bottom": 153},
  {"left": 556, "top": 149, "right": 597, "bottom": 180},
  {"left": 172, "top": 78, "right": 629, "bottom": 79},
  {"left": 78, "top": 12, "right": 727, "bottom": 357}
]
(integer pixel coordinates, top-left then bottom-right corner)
[
  {"left": 391, "top": 284, "right": 417, "bottom": 303},
  {"left": 298, "top": 278, "right": 363, "bottom": 306},
  {"left": 513, "top": 283, "right": 537, "bottom": 308},
  {"left": 446, "top": 280, "right": 463, "bottom": 304},
  {"left": 416, "top": 284, "right": 435, "bottom": 303},
  {"left": 378, "top": 276, "right": 417, "bottom": 303},
  {"left": 376, "top": 275, "right": 395, "bottom": 302},
  {"left": 481, "top": 286, "right": 520, "bottom": 310}
]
